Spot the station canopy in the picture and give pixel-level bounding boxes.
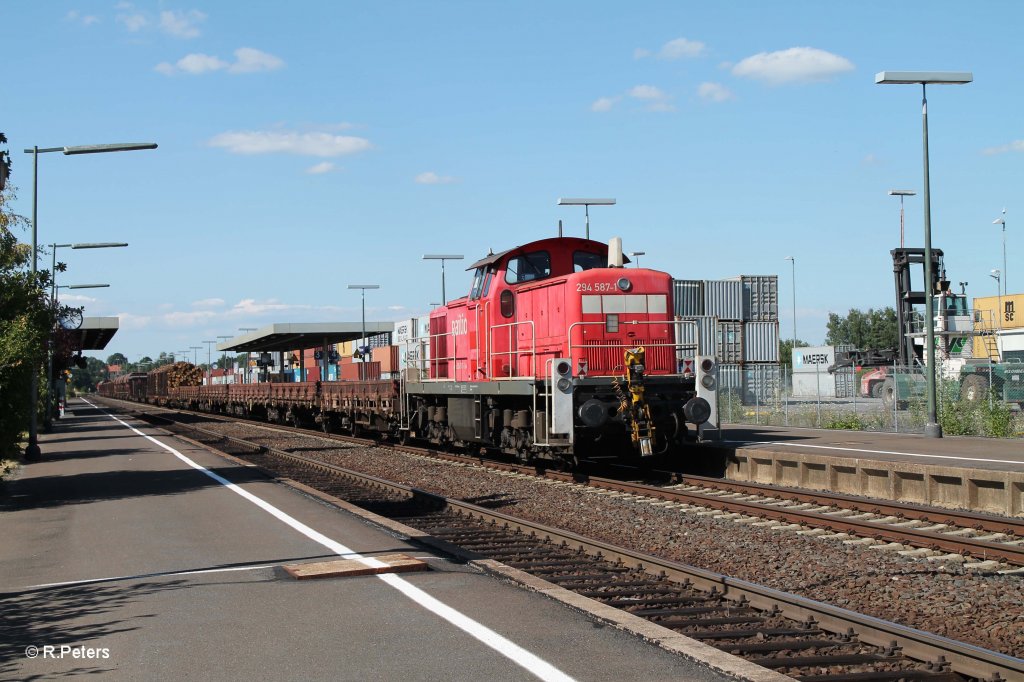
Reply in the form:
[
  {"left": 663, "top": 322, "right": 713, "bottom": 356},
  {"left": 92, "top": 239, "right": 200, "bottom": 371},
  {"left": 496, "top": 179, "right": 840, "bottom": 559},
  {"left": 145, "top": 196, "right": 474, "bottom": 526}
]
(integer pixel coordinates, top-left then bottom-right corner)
[
  {"left": 74, "top": 317, "right": 119, "bottom": 351},
  {"left": 217, "top": 322, "right": 396, "bottom": 353}
]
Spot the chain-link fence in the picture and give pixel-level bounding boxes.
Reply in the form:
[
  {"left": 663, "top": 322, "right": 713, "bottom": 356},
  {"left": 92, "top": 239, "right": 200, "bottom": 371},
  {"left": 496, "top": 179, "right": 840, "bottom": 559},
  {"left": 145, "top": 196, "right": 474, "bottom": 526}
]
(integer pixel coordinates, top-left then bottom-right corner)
[{"left": 720, "top": 363, "right": 1023, "bottom": 438}]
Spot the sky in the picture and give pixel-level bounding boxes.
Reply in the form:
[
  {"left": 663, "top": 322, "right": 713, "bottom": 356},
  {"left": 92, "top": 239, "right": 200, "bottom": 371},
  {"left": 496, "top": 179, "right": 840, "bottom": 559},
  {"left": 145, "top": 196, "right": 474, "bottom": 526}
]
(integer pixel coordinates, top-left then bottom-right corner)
[{"left": 4, "top": 1, "right": 1022, "bottom": 363}]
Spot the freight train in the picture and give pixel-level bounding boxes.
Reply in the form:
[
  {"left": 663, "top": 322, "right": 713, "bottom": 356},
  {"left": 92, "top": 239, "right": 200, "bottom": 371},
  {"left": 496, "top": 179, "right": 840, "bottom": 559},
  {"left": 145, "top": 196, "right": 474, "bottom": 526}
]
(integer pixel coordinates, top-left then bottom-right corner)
[{"left": 99, "top": 235, "right": 719, "bottom": 463}]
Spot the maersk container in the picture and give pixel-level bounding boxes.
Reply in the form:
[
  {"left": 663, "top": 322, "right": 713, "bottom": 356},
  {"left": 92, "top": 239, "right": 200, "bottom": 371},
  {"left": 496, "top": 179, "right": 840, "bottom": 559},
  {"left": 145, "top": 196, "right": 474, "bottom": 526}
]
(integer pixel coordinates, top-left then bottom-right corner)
[
  {"left": 393, "top": 318, "right": 418, "bottom": 344},
  {"left": 703, "top": 279, "right": 744, "bottom": 321},
  {"left": 743, "top": 321, "right": 779, "bottom": 362},
  {"left": 672, "top": 280, "right": 704, "bottom": 317},
  {"left": 717, "top": 321, "right": 744, "bottom": 364},
  {"left": 792, "top": 345, "right": 837, "bottom": 374},
  {"left": 742, "top": 275, "right": 779, "bottom": 322}
]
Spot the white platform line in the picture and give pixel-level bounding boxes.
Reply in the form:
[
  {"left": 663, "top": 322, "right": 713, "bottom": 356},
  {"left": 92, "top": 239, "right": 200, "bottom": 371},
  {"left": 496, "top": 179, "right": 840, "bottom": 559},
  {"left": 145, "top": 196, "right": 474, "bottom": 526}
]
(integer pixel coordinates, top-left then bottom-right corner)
[
  {"left": 723, "top": 439, "right": 1024, "bottom": 466},
  {"left": 82, "top": 399, "right": 576, "bottom": 682}
]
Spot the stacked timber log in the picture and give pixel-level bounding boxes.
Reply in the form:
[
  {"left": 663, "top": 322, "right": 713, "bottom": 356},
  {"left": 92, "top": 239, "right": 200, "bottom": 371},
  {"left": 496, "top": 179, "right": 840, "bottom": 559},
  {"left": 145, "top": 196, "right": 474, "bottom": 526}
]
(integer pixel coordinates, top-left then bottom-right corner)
[{"left": 147, "top": 362, "right": 203, "bottom": 398}]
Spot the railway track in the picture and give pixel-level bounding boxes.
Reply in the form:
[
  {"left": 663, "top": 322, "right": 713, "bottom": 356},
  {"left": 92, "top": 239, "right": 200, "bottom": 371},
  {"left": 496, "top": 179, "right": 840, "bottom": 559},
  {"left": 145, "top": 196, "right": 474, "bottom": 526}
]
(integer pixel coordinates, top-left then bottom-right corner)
[
  {"left": 112, "top": 398, "right": 1024, "bottom": 570},
  {"left": 129, "top": 407, "right": 1024, "bottom": 682}
]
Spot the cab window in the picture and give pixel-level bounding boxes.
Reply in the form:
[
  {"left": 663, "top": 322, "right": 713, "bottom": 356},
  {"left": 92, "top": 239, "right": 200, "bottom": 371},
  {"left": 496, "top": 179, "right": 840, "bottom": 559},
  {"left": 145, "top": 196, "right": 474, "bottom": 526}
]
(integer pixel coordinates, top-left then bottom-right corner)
[
  {"left": 573, "top": 251, "right": 603, "bottom": 272},
  {"left": 505, "top": 251, "right": 551, "bottom": 284},
  {"left": 469, "top": 267, "right": 486, "bottom": 300}
]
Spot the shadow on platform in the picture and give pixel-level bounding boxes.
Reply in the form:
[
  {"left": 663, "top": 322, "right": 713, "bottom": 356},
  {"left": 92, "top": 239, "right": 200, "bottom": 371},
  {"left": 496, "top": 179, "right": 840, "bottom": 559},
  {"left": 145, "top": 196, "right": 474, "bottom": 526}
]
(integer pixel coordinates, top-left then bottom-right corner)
[{"left": 0, "top": 466, "right": 268, "bottom": 511}]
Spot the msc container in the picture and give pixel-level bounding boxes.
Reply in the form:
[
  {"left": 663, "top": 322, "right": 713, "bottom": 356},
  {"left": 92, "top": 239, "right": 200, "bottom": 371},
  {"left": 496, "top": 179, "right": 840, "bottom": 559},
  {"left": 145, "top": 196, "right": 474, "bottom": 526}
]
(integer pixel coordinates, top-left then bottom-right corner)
[
  {"left": 675, "top": 316, "right": 717, "bottom": 357},
  {"left": 717, "top": 321, "right": 744, "bottom": 364},
  {"left": 973, "top": 294, "right": 1024, "bottom": 331},
  {"left": 703, "top": 279, "right": 744, "bottom": 321},
  {"left": 742, "top": 275, "right": 779, "bottom": 322},
  {"left": 672, "top": 280, "right": 704, "bottom": 317},
  {"left": 372, "top": 345, "right": 400, "bottom": 373},
  {"left": 743, "top": 321, "right": 779, "bottom": 362},
  {"left": 743, "top": 363, "right": 781, "bottom": 404}
]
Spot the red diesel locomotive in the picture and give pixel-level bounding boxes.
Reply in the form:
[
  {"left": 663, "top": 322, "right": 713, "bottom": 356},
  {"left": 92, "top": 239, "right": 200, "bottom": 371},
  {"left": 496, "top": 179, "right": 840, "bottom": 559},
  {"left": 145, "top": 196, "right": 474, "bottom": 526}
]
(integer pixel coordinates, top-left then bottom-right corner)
[
  {"left": 103, "top": 234, "right": 715, "bottom": 462},
  {"left": 408, "top": 234, "right": 712, "bottom": 459}
]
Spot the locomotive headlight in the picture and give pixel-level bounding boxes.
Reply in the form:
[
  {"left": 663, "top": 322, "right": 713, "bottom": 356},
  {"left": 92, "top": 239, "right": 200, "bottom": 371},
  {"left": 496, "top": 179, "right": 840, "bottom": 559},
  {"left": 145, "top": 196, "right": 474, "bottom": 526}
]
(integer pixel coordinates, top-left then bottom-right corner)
[{"left": 616, "top": 277, "right": 632, "bottom": 292}]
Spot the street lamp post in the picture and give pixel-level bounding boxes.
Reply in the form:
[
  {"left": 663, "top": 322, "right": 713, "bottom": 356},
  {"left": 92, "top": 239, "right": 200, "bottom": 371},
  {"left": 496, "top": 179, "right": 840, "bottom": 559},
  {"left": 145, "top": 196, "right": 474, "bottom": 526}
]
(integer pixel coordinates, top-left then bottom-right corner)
[
  {"left": 348, "top": 284, "right": 379, "bottom": 380},
  {"left": 993, "top": 210, "right": 1007, "bottom": 296},
  {"left": 876, "top": 70, "right": 972, "bottom": 439},
  {"left": 557, "top": 198, "right": 616, "bottom": 240},
  {"left": 888, "top": 190, "right": 916, "bottom": 248},
  {"left": 239, "top": 328, "right": 257, "bottom": 383},
  {"left": 22, "top": 141, "right": 156, "bottom": 461},
  {"left": 991, "top": 269, "right": 1003, "bottom": 335},
  {"left": 627, "top": 251, "right": 645, "bottom": 267},
  {"left": 422, "top": 255, "right": 464, "bottom": 305},
  {"left": 216, "top": 335, "right": 232, "bottom": 382},
  {"left": 217, "top": 335, "right": 233, "bottom": 383},
  {"left": 784, "top": 257, "right": 796, "bottom": 346},
  {"left": 46, "top": 242, "right": 127, "bottom": 428},
  {"left": 190, "top": 346, "right": 201, "bottom": 366},
  {"left": 202, "top": 340, "right": 217, "bottom": 384}
]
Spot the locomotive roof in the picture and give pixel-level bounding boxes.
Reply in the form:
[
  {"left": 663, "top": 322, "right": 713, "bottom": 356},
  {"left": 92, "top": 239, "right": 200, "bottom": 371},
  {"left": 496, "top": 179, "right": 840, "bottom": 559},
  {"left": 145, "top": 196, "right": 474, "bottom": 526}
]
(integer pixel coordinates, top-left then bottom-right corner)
[{"left": 466, "top": 236, "right": 625, "bottom": 270}]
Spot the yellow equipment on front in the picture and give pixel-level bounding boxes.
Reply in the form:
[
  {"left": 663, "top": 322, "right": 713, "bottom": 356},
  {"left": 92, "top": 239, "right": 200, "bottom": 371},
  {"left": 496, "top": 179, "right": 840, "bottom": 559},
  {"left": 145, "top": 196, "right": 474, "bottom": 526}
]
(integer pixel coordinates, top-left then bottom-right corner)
[{"left": 616, "top": 347, "right": 655, "bottom": 456}]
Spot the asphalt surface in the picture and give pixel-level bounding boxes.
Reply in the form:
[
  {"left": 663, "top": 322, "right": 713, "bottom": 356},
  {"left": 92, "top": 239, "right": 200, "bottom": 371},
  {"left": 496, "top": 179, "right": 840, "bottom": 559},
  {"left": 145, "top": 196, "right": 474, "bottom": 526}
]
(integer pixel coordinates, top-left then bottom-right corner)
[{"left": 0, "top": 400, "right": 742, "bottom": 682}]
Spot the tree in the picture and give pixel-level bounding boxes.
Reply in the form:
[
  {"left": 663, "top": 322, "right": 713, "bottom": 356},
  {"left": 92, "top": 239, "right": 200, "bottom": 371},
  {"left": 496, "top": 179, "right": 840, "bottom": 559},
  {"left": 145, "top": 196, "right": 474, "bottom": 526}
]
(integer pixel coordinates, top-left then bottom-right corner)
[
  {"left": 779, "top": 339, "right": 811, "bottom": 368},
  {"left": 106, "top": 352, "right": 128, "bottom": 367},
  {"left": 825, "top": 307, "right": 899, "bottom": 349},
  {"left": 70, "top": 356, "right": 108, "bottom": 393},
  {"left": 0, "top": 132, "right": 55, "bottom": 456}
]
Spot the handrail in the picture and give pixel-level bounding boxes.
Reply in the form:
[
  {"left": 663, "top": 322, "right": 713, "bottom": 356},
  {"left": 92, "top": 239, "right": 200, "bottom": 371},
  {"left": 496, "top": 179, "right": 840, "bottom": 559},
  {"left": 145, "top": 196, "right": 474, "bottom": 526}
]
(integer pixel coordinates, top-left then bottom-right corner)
[
  {"left": 566, "top": 319, "right": 684, "bottom": 375},
  {"left": 488, "top": 319, "right": 536, "bottom": 380}
]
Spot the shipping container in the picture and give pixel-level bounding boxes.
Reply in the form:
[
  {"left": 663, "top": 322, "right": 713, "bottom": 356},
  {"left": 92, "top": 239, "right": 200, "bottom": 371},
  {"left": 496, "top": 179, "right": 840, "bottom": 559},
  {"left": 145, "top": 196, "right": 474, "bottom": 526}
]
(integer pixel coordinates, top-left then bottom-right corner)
[
  {"left": 743, "top": 363, "right": 781, "bottom": 404},
  {"left": 672, "top": 280, "right": 704, "bottom": 317},
  {"left": 372, "top": 345, "right": 400, "bottom": 373},
  {"left": 717, "top": 321, "right": 744, "bottom": 364},
  {"left": 703, "top": 279, "right": 744, "bottom": 321},
  {"left": 792, "top": 345, "right": 837, "bottom": 373},
  {"left": 973, "top": 293, "right": 1024, "bottom": 331},
  {"left": 717, "top": 363, "right": 742, "bottom": 396},
  {"left": 393, "top": 318, "right": 419, "bottom": 344},
  {"left": 340, "top": 361, "right": 381, "bottom": 381},
  {"left": 741, "top": 275, "right": 779, "bottom": 322},
  {"left": 674, "top": 316, "right": 717, "bottom": 357},
  {"left": 743, "top": 321, "right": 779, "bottom": 362},
  {"left": 792, "top": 369, "right": 840, "bottom": 398}
]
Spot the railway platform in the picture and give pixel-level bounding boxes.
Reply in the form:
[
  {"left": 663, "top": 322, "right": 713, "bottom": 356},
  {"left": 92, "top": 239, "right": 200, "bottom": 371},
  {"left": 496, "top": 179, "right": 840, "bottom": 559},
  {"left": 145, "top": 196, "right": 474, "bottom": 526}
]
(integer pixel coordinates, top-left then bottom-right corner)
[
  {"left": 714, "top": 424, "right": 1024, "bottom": 517},
  {"left": 0, "top": 398, "right": 764, "bottom": 682}
]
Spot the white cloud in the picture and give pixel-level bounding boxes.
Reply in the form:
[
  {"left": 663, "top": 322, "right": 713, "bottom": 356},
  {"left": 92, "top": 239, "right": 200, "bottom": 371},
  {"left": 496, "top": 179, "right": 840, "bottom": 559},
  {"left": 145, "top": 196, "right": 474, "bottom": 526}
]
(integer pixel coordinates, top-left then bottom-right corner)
[
  {"left": 629, "top": 85, "right": 666, "bottom": 100},
  {"left": 387, "top": 305, "right": 406, "bottom": 311},
  {"left": 228, "top": 47, "right": 285, "bottom": 74},
  {"left": 732, "top": 47, "right": 854, "bottom": 85},
  {"left": 982, "top": 140, "right": 1024, "bottom": 155},
  {"left": 415, "top": 171, "right": 457, "bottom": 185},
  {"left": 208, "top": 129, "right": 372, "bottom": 157},
  {"left": 164, "top": 310, "right": 218, "bottom": 327},
  {"left": 697, "top": 82, "right": 733, "bottom": 102},
  {"left": 306, "top": 161, "right": 336, "bottom": 174},
  {"left": 115, "top": 312, "right": 153, "bottom": 330},
  {"left": 862, "top": 153, "right": 881, "bottom": 166},
  {"left": 635, "top": 37, "right": 705, "bottom": 60},
  {"left": 66, "top": 10, "right": 99, "bottom": 26},
  {"left": 117, "top": 11, "right": 148, "bottom": 31},
  {"left": 658, "top": 37, "right": 706, "bottom": 60},
  {"left": 590, "top": 96, "right": 619, "bottom": 112},
  {"left": 156, "top": 47, "right": 283, "bottom": 76},
  {"left": 192, "top": 297, "right": 225, "bottom": 308},
  {"left": 159, "top": 9, "right": 206, "bottom": 39},
  {"left": 628, "top": 85, "right": 674, "bottom": 111},
  {"left": 230, "top": 298, "right": 309, "bottom": 316},
  {"left": 58, "top": 293, "right": 98, "bottom": 304}
]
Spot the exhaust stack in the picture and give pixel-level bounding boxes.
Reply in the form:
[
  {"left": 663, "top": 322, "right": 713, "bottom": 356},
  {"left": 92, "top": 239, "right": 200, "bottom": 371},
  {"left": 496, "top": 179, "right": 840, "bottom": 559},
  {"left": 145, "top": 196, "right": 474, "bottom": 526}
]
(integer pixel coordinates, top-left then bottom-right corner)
[{"left": 608, "top": 237, "right": 624, "bottom": 268}]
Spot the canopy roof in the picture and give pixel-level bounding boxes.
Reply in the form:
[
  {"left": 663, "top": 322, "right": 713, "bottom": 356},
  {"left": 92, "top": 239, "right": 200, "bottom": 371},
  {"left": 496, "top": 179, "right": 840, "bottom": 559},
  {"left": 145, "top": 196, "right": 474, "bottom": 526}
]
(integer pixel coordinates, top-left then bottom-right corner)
[{"left": 217, "top": 322, "right": 395, "bottom": 353}]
